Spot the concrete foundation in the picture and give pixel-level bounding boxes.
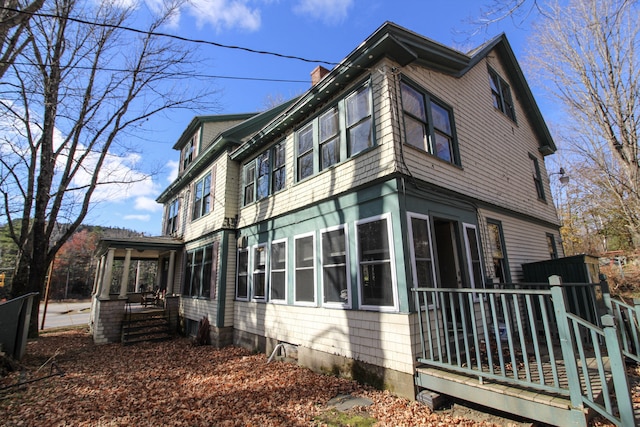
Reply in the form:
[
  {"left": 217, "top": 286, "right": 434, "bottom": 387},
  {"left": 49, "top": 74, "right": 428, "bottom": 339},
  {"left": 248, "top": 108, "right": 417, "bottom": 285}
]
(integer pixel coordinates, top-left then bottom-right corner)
[{"left": 235, "top": 330, "right": 416, "bottom": 401}]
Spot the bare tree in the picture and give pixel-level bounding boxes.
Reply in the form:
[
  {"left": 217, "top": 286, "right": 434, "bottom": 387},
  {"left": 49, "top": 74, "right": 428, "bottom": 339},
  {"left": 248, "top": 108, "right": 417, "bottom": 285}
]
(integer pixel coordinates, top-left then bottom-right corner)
[
  {"left": 526, "top": 0, "right": 640, "bottom": 246},
  {"left": 0, "top": 0, "right": 45, "bottom": 80},
  {"left": 0, "top": 0, "right": 217, "bottom": 335}
]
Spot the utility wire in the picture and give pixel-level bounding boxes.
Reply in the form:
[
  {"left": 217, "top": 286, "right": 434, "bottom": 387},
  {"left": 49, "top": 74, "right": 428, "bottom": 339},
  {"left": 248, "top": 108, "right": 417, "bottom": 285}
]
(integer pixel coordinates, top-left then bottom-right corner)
[
  {"left": 0, "top": 61, "right": 311, "bottom": 83},
  {"left": 0, "top": 6, "right": 341, "bottom": 67}
]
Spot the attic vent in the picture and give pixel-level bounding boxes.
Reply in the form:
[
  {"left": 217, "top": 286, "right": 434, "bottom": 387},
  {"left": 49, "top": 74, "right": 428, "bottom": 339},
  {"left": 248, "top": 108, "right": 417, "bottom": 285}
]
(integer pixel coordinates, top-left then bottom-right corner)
[{"left": 311, "top": 65, "right": 330, "bottom": 86}]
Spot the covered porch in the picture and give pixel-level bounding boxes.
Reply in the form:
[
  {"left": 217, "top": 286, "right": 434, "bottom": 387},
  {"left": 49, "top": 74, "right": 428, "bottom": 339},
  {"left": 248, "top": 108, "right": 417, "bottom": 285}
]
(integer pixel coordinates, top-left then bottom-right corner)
[
  {"left": 90, "top": 236, "right": 183, "bottom": 344},
  {"left": 413, "top": 276, "right": 640, "bottom": 426}
]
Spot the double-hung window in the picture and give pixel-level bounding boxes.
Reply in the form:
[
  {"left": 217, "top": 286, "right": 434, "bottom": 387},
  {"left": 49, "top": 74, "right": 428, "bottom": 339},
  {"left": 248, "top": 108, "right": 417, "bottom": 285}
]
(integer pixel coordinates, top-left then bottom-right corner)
[
  {"left": 400, "top": 80, "right": 458, "bottom": 165},
  {"left": 356, "top": 214, "right": 396, "bottom": 310},
  {"left": 236, "top": 248, "right": 249, "bottom": 300},
  {"left": 272, "top": 142, "right": 286, "bottom": 193},
  {"left": 183, "top": 245, "right": 214, "bottom": 298},
  {"left": 489, "top": 68, "right": 516, "bottom": 121},
  {"left": 294, "top": 233, "right": 316, "bottom": 304},
  {"left": 165, "top": 199, "right": 180, "bottom": 235},
  {"left": 270, "top": 240, "right": 287, "bottom": 302},
  {"left": 529, "top": 154, "right": 546, "bottom": 201},
  {"left": 256, "top": 152, "right": 270, "bottom": 200},
  {"left": 243, "top": 142, "right": 287, "bottom": 206},
  {"left": 320, "top": 107, "right": 340, "bottom": 170},
  {"left": 346, "top": 85, "right": 372, "bottom": 156},
  {"left": 252, "top": 244, "right": 267, "bottom": 300},
  {"left": 243, "top": 162, "right": 256, "bottom": 205},
  {"left": 295, "top": 82, "right": 373, "bottom": 182},
  {"left": 192, "top": 173, "right": 211, "bottom": 220},
  {"left": 182, "top": 136, "right": 195, "bottom": 171},
  {"left": 321, "top": 226, "right": 350, "bottom": 306},
  {"left": 297, "top": 124, "right": 314, "bottom": 181}
]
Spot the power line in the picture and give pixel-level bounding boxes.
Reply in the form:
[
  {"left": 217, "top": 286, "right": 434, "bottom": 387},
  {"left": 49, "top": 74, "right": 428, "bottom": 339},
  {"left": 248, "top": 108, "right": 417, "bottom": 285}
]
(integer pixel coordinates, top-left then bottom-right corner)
[
  {"left": 0, "top": 6, "right": 341, "bottom": 67},
  {"left": 0, "top": 61, "right": 311, "bottom": 84}
]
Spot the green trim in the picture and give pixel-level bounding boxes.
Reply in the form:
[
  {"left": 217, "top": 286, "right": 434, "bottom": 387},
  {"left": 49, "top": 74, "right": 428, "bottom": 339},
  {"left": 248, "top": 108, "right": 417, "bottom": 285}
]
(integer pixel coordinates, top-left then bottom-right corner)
[
  {"left": 173, "top": 114, "right": 257, "bottom": 150},
  {"left": 217, "top": 230, "right": 229, "bottom": 328}
]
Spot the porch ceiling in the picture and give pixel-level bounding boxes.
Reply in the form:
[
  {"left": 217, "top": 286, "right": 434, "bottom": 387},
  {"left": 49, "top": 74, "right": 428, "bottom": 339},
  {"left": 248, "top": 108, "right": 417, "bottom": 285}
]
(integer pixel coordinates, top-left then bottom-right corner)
[{"left": 96, "top": 236, "right": 184, "bottom": 260}]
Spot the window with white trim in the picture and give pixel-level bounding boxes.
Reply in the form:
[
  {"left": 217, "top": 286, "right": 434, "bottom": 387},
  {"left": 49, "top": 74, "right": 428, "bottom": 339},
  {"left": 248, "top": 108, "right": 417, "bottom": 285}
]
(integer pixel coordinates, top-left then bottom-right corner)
[
  {"left": 320, "top": 107, "right": 340, "bottom": 170},
  {"left": 321, "top": 226, "right": 349, "bottom": 306},
  {"left": 408, "top": 213, "right": 436, "bottom": 288},
  {"left": 294, "top": 233, "right": 315, "bottom": 304},
  {"left": 236, "top": 248, "right": 249, "bottom": 300},
  {"left": 296, "top": 123, "right": 314, "bottom": 181},
  {"left": 252, "top": 244, "right": 267, "bottom": 300},
  {"left": 270, "top": 240, "right": 287, "bottom": 302},
  {"left": 356, "top": 214, "right": 396, "bottom": 309}
]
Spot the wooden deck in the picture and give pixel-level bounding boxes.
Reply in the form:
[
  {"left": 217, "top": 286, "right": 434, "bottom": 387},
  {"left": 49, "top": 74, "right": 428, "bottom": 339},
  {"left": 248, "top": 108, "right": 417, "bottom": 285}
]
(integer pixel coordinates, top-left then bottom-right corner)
[{"left": 412, "top": 282, "right": 638, "bottom": 427}]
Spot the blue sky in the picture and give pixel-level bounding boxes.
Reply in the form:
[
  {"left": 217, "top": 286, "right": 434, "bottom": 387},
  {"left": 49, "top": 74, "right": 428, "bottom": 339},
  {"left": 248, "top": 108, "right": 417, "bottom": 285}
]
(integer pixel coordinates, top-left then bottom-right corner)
[{"left": 91, "top": 0, "right": 547, "bottom": 235}]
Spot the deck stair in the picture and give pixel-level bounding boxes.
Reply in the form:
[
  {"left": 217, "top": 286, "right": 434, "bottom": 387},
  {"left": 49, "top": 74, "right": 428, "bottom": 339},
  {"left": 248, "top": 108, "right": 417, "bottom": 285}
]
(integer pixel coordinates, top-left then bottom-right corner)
[{"left": 121, "top": 310, "right": 171, "bottom": 345}]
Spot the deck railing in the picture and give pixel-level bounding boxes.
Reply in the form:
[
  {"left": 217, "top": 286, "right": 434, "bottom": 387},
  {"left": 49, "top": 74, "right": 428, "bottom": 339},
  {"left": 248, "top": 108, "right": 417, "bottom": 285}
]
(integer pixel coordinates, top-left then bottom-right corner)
[
  {"left": 412, "top": 276, "right": 635, "bottom": 426},
  {"left": 603, "top": 294, "right": 640, "bottom": 364}
]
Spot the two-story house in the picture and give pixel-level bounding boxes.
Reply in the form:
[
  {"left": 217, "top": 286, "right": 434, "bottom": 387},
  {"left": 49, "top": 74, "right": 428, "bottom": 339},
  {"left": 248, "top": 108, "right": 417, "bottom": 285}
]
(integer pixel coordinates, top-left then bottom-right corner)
[{"left": 92, "top": 21, "right": 567, "bottom": 404}]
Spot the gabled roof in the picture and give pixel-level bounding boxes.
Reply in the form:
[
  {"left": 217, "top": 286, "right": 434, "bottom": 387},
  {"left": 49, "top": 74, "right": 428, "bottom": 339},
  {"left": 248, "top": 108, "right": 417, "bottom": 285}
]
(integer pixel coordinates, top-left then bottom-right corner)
[
  {"left": 157, "top": 98, "right": 298, "bottom": 203},
  {"left": 230, "top": 21, "right": 555, "bottom": 160},
  {"left": 173, "top": 114, "right": 257, "bottom": 150}
]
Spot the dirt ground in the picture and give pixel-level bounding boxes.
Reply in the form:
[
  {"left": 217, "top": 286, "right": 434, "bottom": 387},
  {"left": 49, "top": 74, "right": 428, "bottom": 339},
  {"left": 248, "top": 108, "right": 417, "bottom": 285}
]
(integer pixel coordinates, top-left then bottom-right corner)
[{"left": 0, "top": 328, "right": 637, "bottom": 426}]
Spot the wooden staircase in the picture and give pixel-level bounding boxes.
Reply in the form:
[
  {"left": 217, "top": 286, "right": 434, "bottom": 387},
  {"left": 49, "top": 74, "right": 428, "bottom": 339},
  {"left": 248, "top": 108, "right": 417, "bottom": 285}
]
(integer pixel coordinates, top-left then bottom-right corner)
[{"left": 122, "top": 310, "right": 171, "bottom": 345}]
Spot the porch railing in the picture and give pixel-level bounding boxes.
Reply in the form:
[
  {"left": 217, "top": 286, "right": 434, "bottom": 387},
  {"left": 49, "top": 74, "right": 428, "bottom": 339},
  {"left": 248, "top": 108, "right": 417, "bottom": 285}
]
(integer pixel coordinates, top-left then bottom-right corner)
[{"left": 412, "top": 276, "right": 635, "bottom": 426}]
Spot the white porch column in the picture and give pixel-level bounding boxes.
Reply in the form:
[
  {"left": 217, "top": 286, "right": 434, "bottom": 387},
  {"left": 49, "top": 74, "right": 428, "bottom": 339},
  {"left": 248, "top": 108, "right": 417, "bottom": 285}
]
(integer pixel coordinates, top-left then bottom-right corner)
[
  {"left": 119, "top": 248, "right": 132, "bottom": 298},
  {"left": 92, "top": 256, "right": 104, "bottom": 296},
  {"left": 134, "top": 260, "right": 141, "bottom": 292},
  {"left": 166, "top": 250, "right": 176, "bottom": 295},
  {"left": 99, "top": 248, "right": 115, "bottom": 299}
]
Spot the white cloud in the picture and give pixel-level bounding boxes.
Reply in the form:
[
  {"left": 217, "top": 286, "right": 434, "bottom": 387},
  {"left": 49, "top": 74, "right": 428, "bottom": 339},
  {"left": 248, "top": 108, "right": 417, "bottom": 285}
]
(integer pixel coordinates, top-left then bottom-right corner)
[
  {"left": 186, "top": 0, "right": 261, "bottom": 32},
  {"left": 123, "top": 214, "right": 151, "bottom": 221},
  {"left": 166, "top": 160, "right": 179, "bottom": 183},
  {"left": 293, "top": 0, "right": 353, "bottom": 24},
  {"left": 135, "top": 196, "right": 163, "bottom": 212}
]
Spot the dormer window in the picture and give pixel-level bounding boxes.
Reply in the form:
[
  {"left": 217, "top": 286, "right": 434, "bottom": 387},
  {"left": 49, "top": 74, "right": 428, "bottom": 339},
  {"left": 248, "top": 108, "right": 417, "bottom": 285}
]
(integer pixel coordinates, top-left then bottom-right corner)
[
  {"left": 489, "top": 68, "right": 516, "bottom": 122},
  {"left": 182, "top": 136, "right": 195, "bottom": 171}
]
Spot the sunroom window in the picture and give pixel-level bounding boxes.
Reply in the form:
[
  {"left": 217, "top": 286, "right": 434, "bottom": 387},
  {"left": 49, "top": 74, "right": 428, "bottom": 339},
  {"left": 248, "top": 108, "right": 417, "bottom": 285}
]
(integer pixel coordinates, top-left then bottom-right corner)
[
  {"left": 321, "top": 226, "right": 349, "bottom": 306},
  {"left": 356, "top": 214, "right": 396, "bottom": 309}
]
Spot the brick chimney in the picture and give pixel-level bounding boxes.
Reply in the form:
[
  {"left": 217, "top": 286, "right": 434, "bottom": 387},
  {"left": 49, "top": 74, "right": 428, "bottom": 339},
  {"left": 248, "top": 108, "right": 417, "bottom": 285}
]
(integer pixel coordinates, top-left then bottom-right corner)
[{"left": 311, "top": 65, "right": 331, "bottom": 86}]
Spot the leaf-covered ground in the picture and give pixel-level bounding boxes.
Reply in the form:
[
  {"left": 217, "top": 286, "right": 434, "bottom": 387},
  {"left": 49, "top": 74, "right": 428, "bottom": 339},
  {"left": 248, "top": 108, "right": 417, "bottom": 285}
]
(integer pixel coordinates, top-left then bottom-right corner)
[{"left": 0, "top": 328, "right": 637, "bottom": 426}]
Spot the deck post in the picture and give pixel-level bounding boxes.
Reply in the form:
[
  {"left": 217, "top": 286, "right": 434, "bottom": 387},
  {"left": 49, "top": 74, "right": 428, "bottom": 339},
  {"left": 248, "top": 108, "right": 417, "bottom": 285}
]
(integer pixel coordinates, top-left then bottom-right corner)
[
  {"left": 601, "top": 314, "right": 635, "bottom": 427},
  {"left": 549, "top": 277, "right": 585, "bottom": 421}
]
